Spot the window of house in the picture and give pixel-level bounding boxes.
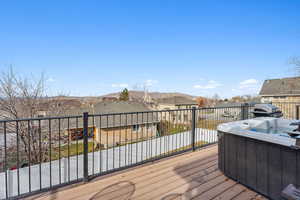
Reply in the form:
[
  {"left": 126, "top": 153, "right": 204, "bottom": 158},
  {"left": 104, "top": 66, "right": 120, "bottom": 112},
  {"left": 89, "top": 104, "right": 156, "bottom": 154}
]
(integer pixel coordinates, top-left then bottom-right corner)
[
  {"left": 274, "top": 96, "right": 285, "bottom": 99},
  {"left": 173, "top": 116, "right": 176, "bottom": 121},
  {"left": 132, "top": 125, "right": 140, "bottom": 132},
  {"left": 184, "top": 114, "right": 188, "bottom": 121},
  {"left": 147, "top": 124, "right": 151, "bottom": 130}
]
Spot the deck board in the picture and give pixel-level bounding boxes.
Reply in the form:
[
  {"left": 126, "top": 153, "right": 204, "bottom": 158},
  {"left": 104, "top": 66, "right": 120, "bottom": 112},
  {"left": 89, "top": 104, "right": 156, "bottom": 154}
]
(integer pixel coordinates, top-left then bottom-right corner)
[{"left": 28, "top": 145, "right": 269, "bottom": 200}]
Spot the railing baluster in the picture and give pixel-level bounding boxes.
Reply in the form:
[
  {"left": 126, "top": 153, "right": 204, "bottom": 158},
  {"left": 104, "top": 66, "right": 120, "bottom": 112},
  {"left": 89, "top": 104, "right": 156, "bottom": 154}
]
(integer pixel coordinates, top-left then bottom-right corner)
[
  {"left": 49, "top": 119, "right": 52, "bottom": 188},
  {"left": 119, "top": 114, "right": 121, "bottom": 168},
  {"left": 67, "top": 117, "right": 70, "bottom": 183},
  {"left": 4, "top": 122, "right": 8, "bottom": 199},
  {"left": 58, "top": 118, "right": 61, "bottom": 185},
  {"left": 16, "top": 121, "right": 20, "bottom": 195},
  {"left": 112, "top": 115, "right": 115, "bottom": 170},
  {"left": 106, "top": 115, "right": 108, "bottom": 171},
  {"left": 136, "top": 113, "right": 138, "bottom": 163},
  {"left": 125, "top": 114, "right": 128, "bottom": 166},
  {"left": 38, "top": 120, "right": 42, "bottom": 190},
  {"left": 28, "top": 120, "right": 31, "bottom": 193},
  {"left": 83, "top": 112, "right": 89, "bottom": 182},
  {"left": 146, "top": 112, "right": 149, "bottom": 160},
  {"left": 159, "top": 111, "right": 162, "bottom": 156},
  {"left": 76, "top": 117, "right": 78, "bottom": 181},
  {"left": 99, "top": 116, "right": 102, "bottom": 174},
  {"left": 92, "top": 115, "right": 95, "bottom": 175},
  {"left": 130, "top": 113, "right": 133, "bottom": 165},
  {"left": 141, "top": 113, "right": 143, "bottom": 162}
]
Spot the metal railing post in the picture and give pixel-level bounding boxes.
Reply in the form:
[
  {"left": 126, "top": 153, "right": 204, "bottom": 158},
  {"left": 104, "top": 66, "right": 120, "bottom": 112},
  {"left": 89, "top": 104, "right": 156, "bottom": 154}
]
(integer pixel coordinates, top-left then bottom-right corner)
[
  {"left": 83, "top": 112, "right": 89, "bottom": 182},
  {"left": 241, "top": 103, "right": 249, "bottom": 120},
  {"left": 191, "top": 107, "right": 196, "bottom": 151},
  {"left": 296, "top": 105, "right": 300, "bottom": 120}
]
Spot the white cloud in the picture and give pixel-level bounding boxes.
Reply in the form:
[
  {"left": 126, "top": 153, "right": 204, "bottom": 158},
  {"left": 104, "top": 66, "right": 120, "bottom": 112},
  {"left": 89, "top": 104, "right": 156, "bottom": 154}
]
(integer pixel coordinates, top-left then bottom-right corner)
[
  {"left": 47, "top": 77, "right": 56, "bottom": 82},
  {"left": 144, "top": 79, "right": 158, "bottom": 87},
  {"left": 193, "top": 80, "right": 222, "bottom": 89},
  {"left": 111, "top": 83, "right": 129, "bottom": 88},
  {"left": 239, "top": 79, "right": 259, "bottom": 89},
  {"left": 132, "top": 80, "right": 159, "bottom": 89},
  {"left": 230, "top": 79, "right": 262, "bottom": 96}
]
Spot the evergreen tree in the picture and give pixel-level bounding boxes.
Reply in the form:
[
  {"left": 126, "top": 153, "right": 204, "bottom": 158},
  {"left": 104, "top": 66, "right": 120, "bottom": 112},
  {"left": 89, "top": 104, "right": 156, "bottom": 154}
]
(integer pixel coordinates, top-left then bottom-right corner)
[{"left": 119, "top": 88, "right": 129, "bottom": 101}]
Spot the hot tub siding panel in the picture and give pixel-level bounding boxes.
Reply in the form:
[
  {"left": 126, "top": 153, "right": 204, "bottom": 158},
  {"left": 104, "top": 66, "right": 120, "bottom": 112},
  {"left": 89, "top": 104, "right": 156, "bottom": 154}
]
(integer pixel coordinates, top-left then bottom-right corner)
[
  {"left": 218, "top": 131, "right": 300, "bottom": 200},
  {"left": 267, "top": 144, "right": 282, "bottom": 200},
  {"left": 218, "top": 132, "right": 225, "bottom": 172},
  {"left": 256, "top": 141, "right": 268, "bottom": 195},
  {"left": 245, "top": 138, "right": 257, "bottom": 190},
  {"left": 237, "top": 136, "right": 246, "bottom": 183},
  {"left": 282, "top": 148, "right": 297, "bottom": 189},
  {"left": 227, "top": 134, "right": 237, "bottom": 180},
  {"left": 224, "top": 133, "right": 231, "bottom": 177}
]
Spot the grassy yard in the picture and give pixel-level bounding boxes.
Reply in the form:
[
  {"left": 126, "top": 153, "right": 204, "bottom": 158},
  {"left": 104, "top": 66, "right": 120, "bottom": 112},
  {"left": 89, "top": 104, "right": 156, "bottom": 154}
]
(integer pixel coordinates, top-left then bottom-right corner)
[
  {"left": 197, "top": 119, "right": 230, "bottom": 130},
  {"left": 51, "top": 141, "right": 99, "bottom": 160},
  {"left": 159, "top": 121, "right": 191, "bottom": 136}
]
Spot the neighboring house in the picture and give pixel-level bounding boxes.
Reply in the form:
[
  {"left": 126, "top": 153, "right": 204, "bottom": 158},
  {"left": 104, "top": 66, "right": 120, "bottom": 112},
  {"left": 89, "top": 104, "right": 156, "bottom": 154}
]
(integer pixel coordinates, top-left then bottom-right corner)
[
  {"left": 156, "top": 96, "right": 197, "bottom": 124},
  {"left": 65, "top": 101, "right": 159, "bottom": 148},
  {"left": 156, "top": 96, "right": 197, "bottom": 110},
  {"left": 259, "top": 77, "right": 300, "bottom": 103},
  {"left": 259, "top": 77, "right": 300, "bottom": 119}
]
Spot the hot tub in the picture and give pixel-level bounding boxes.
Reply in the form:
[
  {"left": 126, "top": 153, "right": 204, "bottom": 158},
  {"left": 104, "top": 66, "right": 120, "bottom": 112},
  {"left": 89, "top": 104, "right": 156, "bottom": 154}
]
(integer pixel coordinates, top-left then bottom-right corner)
[{"left": 217, "top": 117, "right": 300, "bottom": 200}]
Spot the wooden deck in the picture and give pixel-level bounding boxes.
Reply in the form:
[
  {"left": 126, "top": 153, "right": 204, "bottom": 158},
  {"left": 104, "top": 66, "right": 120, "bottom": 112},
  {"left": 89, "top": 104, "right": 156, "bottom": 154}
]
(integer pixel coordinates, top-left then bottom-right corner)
[{"left": 29, "top": 145, "right": 268, "bottom": 200}]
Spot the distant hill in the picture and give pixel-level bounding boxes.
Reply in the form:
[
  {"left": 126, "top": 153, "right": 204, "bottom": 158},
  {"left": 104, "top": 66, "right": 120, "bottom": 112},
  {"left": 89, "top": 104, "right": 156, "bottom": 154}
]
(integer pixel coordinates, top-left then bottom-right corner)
[
  {"left": 102, "top": 90, "right": 196, "bottom": 101},
  {"left": 48, "top": 91, "right": 197, "bottom": 109}
]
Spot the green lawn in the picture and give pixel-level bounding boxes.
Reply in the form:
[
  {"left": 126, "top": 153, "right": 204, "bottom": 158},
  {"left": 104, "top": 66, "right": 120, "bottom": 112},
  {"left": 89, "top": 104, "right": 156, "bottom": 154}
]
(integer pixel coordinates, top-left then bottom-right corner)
[
  {"left": 51, "top": 141, "right": 99, "bottom": 160},
  {"left": 197, "top": 119, "right": 229, "bottom": 130}
]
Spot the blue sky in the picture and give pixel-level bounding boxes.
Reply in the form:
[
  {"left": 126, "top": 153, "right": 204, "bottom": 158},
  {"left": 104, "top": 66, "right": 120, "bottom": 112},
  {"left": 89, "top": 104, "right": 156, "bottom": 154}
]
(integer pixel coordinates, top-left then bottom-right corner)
[{"left": 0, "top": 0, "right": 299, "bottom": 98}]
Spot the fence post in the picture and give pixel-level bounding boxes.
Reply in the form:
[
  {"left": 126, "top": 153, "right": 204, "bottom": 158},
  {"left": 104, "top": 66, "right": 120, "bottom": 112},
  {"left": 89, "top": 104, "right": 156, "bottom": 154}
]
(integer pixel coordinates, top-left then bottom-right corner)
[
  {"left": 241, "top": 103, "right": 249, "bottom": 120},
  {"left": 83, "top": 112, "right": 89, "bottom": 182},
  {"left": 191, "top": 107, "right": 196, "bottom": 151}
]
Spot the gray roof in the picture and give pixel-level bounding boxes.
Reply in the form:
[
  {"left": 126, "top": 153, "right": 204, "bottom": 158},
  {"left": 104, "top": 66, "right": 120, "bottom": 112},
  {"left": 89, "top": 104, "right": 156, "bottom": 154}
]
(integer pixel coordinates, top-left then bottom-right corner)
[
  {"left": 260, "top": 77, "right": 300, "bottom": 96},
  {"left": 67, "top": 101, "right": 152, "bottom": 115},
  {"left": 215, "top": 102, "right": 257, "bottom": 108},
  {"left": 157, "top": 96, "right": 196, "bottom": 105},
  {"left": 65, "top": 101, "right": 159, "bottom": 129}
]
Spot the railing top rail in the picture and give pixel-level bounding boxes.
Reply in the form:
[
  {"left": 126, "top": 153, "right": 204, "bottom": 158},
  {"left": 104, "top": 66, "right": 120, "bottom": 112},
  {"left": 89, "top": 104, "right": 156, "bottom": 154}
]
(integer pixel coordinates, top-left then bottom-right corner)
[
  {"left": 271, "top": 102, "right": 300, "bottom": 104},
  {"left": 196, "top": 105, "right": 252, "bottom": 110},
  {"left": 0, "top": 115, "right": 82, "bottom": 123},
  {"left": 0, "top": 105, "right": 256, "bottom": 123},
  {"left": 89, "top": 108, "right": 194, "bottom": 117}
]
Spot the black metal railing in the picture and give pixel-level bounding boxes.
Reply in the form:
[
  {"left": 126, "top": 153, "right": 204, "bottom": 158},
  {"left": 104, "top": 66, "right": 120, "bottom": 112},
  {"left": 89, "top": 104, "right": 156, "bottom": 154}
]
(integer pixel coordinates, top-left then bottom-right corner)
[{"left": 0, "top": 102, "right": 297, "bottom": 199}]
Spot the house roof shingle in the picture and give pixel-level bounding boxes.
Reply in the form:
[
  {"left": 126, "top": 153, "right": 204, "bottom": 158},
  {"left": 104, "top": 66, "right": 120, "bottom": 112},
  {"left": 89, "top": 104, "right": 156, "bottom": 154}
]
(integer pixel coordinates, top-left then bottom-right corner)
[
  {"left": 259, "top": 77, "right": 300, "bottom": 96},
  {"left": 157, "top": 96, "right": 196, "bottom": 106},
  {"left": 65, "top": 101, "right": 159, "bottom": 129}
]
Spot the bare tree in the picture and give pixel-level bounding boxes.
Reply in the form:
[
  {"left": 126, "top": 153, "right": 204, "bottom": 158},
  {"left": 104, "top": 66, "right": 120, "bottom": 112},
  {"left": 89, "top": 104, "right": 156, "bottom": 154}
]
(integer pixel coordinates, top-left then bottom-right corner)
[
  {"left": 0, "top": 68, "right": 69, "bottom": 167},
  {"left": 288, "top": 56, "right": 300, "bottom": 76}
]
